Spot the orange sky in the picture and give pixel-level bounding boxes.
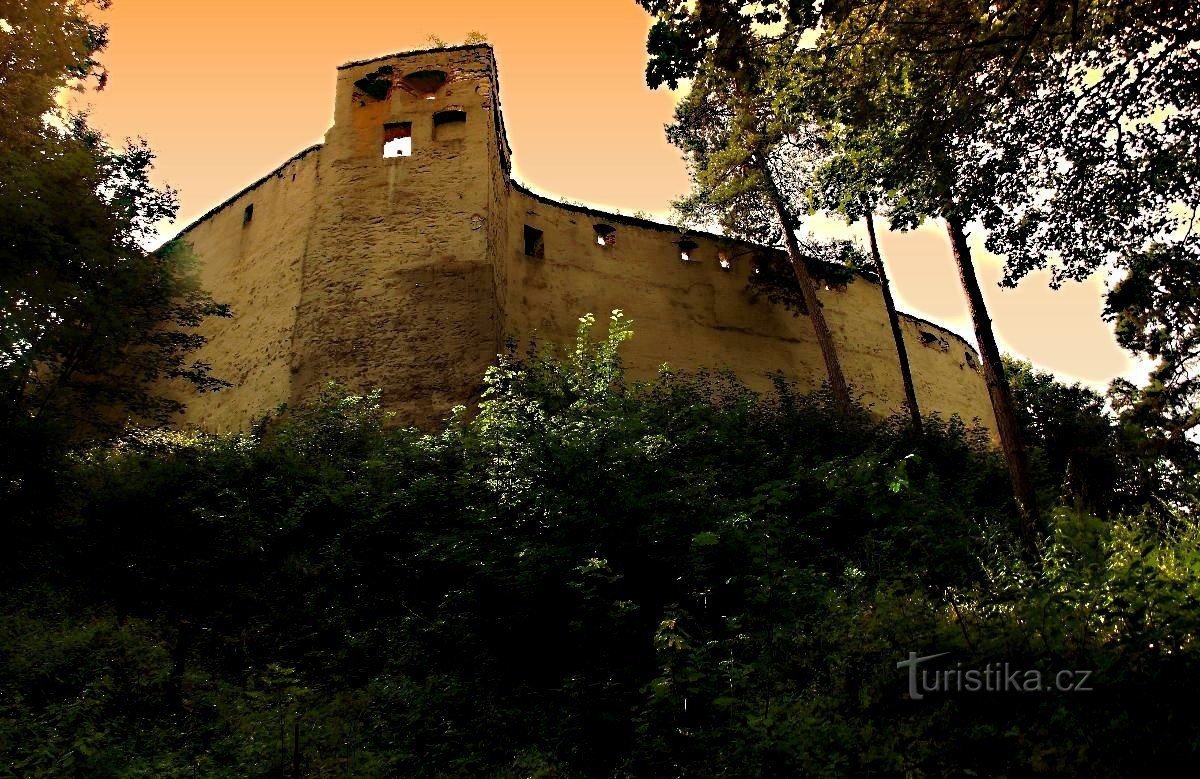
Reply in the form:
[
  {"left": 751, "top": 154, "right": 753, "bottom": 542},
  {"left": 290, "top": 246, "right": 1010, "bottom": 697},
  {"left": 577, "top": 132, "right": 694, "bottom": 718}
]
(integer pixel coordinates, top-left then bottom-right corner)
[{"left": 76, "top": 0, "right": 1142, "bottom": 390}]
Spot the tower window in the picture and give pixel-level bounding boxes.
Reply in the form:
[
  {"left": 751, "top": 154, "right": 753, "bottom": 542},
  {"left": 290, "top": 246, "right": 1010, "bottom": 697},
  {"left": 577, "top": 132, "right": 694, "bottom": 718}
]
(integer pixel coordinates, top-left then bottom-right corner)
[
  {"left": 524, "top": 225, "right": 545, "bottom": 259},
  {"left": 593, "top": 223, "right": 616, "bottom": 247},
  {"left": 718, "top": 250, "right": 732, "bottom": 270},
  {"left": 243, "top": 203, "right": 254, "bottom": 225},
  {"left": 678, "top": 239, "right": 699, "bottom": 262},
  {"left": 433, "top": 109, "right": 467, "bottom": 141},
  {"left": 382, "top": 122, "right": 412, "bottom": 157},
  {"left": 403, "top": 69, "right": 447, "bottom": 99}
]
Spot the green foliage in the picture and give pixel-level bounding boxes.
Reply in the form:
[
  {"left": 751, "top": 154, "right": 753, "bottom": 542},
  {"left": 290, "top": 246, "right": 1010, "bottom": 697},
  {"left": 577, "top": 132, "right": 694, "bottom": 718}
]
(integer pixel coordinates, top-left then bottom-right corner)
[
  {"left": 0, "top": 0, "right": 229, "bottom": 489},
  {"left": 660, "top": 38, "right": 860, "bottom": 412},
  {"left": 0, "top": 0, "right": 109, "bottom": 146},
  {"left": 641, "top": 0, "right": 1200, "bottom": 419},
  {"left": 4, "top": 314, "right": 1198, "bottom": 774},
  {"left": 1104, "top": 242, "right": 1200, "bottom": 448},
  {"left": 961, "top": 4, "right": 1200, "bottom": 443},
  {"left": 1006, "top": 356, "right": 1197, "bottom": 519}
]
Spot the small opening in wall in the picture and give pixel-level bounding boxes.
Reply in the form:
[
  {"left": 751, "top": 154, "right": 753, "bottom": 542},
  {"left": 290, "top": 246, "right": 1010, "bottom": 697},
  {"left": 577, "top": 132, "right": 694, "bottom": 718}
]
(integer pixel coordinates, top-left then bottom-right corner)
[
  {"left": 594, "top": 223, "right": 616, "bottom": 247},
  {"left": 403, "top": 69, "right": 447, "bottom": 98},
  {"left": 382, "top": 122, "right": 412, "bottom": 157},
  {"left": 433, "top": 109, "right": 467, "bottom": 141},
  {"left": 679, "top": 239, "right": 699, "bottom": 262},
  {"left": 354, "top": 73, "right": 391, "bottom": 101},
  {"left": 919, "top": 330, "right": 949, "bottom": 351},
  {"left": 524, "top": 225, "right": 545, "bottom": 258},
  {"left": 965, "top": 351, "right": 978, "bottom": 370},
  {"left": 433, "top": 109, "right": 467, "bottom": 126},
  {"left": 718, "top": 250, "right": 732, "bottom": 270},
  {"left": 243, "top": 203, "right": 254, "bottom": 225}
]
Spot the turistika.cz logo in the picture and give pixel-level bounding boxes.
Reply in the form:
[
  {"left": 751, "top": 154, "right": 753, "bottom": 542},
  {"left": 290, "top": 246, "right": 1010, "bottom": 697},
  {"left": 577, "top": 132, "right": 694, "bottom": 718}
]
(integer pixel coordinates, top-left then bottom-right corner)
[{"left": 897, "top": 652, "right": 1094, "bottom": 700}]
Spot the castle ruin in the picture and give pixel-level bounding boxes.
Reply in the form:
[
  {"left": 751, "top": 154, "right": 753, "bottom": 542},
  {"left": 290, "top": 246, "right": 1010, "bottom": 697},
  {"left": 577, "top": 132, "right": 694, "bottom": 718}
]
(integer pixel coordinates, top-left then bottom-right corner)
[{"left": 164, "top": 44, "right": 996, "bottom": 434}]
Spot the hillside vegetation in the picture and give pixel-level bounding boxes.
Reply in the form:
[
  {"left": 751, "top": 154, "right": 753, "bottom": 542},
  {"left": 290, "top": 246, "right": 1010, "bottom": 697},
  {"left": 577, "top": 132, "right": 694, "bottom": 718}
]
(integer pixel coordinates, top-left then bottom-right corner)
[{"left": 4, "top": 315, "right": 1199, "bottom": 776}]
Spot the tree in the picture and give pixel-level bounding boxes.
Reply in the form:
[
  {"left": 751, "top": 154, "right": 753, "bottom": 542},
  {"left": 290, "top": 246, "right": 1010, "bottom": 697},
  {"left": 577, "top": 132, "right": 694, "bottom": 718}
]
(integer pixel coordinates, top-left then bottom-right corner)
[
  {"left": 796, "top": 0, "right": 1200, "bottom": 549},
  {"left": 0, "top": 0, "right": 108, "bottom": 146},
  {"left": 663, "top": 48, "right": 854, "bottom": 414},
  {"left": 640, "top": 1, "right": 1041, "bottom": 550},
  {"left": 965, "top": 1, "right": 1200, "bottom": 449},
  {"left": 801, "top": 0, "right": 1200, "bottom": 541},
  {"left": 0, "top": 0, "right": 227, "bottom": 473},
  {"left": 790, "top": 1, "right": 1067, "bottom": 554},
  {"left": 807, "top": 147, "right": 923, "bottom": 431},
  {"left": 639, "top": 0, "right": 1200, "bottom": 555},
  {"left": 865, "top": 211, "right": 921, "bottom": 431},
  {"left": 1005, "top": 356, "right": 1193, "bottom": 518},
  {"left": 1105, "top": 246, "right": 1200, "bottom": 465}
]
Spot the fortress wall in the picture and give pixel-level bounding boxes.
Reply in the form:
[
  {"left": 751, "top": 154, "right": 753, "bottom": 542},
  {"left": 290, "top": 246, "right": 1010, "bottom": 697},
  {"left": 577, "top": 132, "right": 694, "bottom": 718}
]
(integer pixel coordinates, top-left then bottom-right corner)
[
  {"left": 161, "top": 44, "right": 995, "bottom": 437},
  {"left": 486, "top": 113, "right": 513, "bottom": 365},
  {"left": 501, "top": 188, "right": 996, "bottom": 432},
  {"left": 897, "top": 315, "right": 996, "bottom": 431},
  {"left": 163, "top": 146, "right": 323, "bottom": 432},
  {"left": 286, "top": 48, "right": 502, "bottom": 425}
]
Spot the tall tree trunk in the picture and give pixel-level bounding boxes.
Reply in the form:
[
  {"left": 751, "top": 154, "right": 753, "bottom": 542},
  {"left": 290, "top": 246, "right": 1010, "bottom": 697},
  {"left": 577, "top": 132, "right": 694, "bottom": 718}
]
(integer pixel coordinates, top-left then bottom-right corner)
[
  {"left": 762, "top": 170, "right": 854, "bottom": 415},
  {"left": 865, "top": 211, "right": 922, "bottom": 433},
  {"left": 944, "top": 213, "right": 1039, "bottom": 559}
]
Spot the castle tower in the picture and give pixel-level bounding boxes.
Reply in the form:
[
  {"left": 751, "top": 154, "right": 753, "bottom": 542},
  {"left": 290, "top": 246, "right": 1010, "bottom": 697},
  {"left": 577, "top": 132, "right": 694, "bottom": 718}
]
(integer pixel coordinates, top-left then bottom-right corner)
[
  {"left": 289, "top": 46, "right": 509, "bottom": 423},
  {"left": 165, "top": 44, "right": 997, "bottom": 438}
]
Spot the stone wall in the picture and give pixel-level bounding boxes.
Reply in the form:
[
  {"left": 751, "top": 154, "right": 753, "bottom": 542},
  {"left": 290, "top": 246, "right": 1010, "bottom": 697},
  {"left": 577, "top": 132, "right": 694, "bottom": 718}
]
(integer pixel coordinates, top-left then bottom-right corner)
[
  {"left": 160, "top": 146, "right": 321, "bottom": 432},
  {"left": 163, "top": 44, "right": 997, "bottom": 437},
  {"left": 501, "top": 187, "right": 994, "bottom": 429},
  {"left": 286, "top": 47, "right": 503, "bottom": 426}
]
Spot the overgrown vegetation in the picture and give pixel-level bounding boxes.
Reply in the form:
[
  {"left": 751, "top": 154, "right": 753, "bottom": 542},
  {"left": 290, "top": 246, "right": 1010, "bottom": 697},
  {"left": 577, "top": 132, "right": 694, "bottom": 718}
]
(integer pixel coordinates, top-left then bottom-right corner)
[
  {"left": 2, "top": 314, "right": 1199, "bottom": 775},
  {"left": 1, "top": 0, "right": 227, "bottom": 496}
]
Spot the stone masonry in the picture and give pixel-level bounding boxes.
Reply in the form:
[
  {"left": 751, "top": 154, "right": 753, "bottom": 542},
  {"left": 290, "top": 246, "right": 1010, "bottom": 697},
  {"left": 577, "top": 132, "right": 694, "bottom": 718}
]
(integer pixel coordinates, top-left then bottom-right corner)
[{"left": 161, "top": 44, "right": 997, "bottom": 435}]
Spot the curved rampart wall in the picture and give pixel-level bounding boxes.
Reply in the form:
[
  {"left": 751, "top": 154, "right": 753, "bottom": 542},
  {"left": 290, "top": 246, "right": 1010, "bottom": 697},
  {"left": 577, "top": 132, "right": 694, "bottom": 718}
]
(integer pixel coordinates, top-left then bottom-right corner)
[
  {"left": 500, "top": 187, "right": 996, "bottom": 433},
  {"left": 161, "top": 44, "right": 995, "bottom": 438}
]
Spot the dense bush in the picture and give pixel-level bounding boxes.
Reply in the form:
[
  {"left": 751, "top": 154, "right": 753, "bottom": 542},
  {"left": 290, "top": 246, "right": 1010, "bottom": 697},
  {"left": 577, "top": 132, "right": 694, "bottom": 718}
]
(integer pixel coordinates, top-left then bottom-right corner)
[{"left": 3, "top": 313, "right": 1199, "bottom": 776}]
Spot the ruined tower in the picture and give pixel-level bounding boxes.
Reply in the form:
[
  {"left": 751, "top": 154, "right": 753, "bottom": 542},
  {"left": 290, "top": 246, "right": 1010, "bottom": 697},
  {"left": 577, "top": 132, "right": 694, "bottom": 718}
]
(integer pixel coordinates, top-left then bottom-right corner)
[
  {"left": 290, "top": 47, "right": 509, "bottom": 424},
  {"left": 165, "top": 44, "right": 997, "bottom": 435}
]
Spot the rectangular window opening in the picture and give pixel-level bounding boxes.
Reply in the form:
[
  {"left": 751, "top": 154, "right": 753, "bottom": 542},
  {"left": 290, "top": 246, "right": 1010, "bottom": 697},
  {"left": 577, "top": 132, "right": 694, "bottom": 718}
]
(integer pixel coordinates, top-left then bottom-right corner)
[
  {"left": 679, "top": 239, "right": 699, "bottom": 262},
  {"left": 243, "top": 203, "right": 254, "bottom": 225},
  {"left": 523, "top": 225, "right": 545, "bottom": 259},
  {"left": 433, "top": 109, "right": 468, "bottom": 141},
  {"left": 383, "top": 122, "right": 412, "bottom": 157}
]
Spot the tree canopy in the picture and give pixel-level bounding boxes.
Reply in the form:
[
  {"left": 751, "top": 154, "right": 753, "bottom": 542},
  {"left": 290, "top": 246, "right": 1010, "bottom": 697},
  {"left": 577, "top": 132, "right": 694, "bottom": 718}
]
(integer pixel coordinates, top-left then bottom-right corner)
[
  {"left": 638, "top": 0, "right": 1200, "bottom": 551},
  {"left": 0, "top": 0, "right": 227, "bottom": 484}
]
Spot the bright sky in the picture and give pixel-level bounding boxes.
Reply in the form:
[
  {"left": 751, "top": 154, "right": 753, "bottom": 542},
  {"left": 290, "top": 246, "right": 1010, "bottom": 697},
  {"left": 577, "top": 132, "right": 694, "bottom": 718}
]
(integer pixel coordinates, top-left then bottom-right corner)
[{"left": 77, "top": 0, "right": 1143, "bottom": 390}]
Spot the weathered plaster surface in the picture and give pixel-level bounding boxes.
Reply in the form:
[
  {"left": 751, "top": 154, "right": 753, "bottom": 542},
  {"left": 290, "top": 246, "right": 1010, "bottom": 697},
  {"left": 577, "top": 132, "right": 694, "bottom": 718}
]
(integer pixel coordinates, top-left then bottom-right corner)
[
  {"left": 160, "top": 146, "right": 320, "bottom": 430},
  {"left": 162, "top": 44, "right": 996, "bottom": 436}
]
